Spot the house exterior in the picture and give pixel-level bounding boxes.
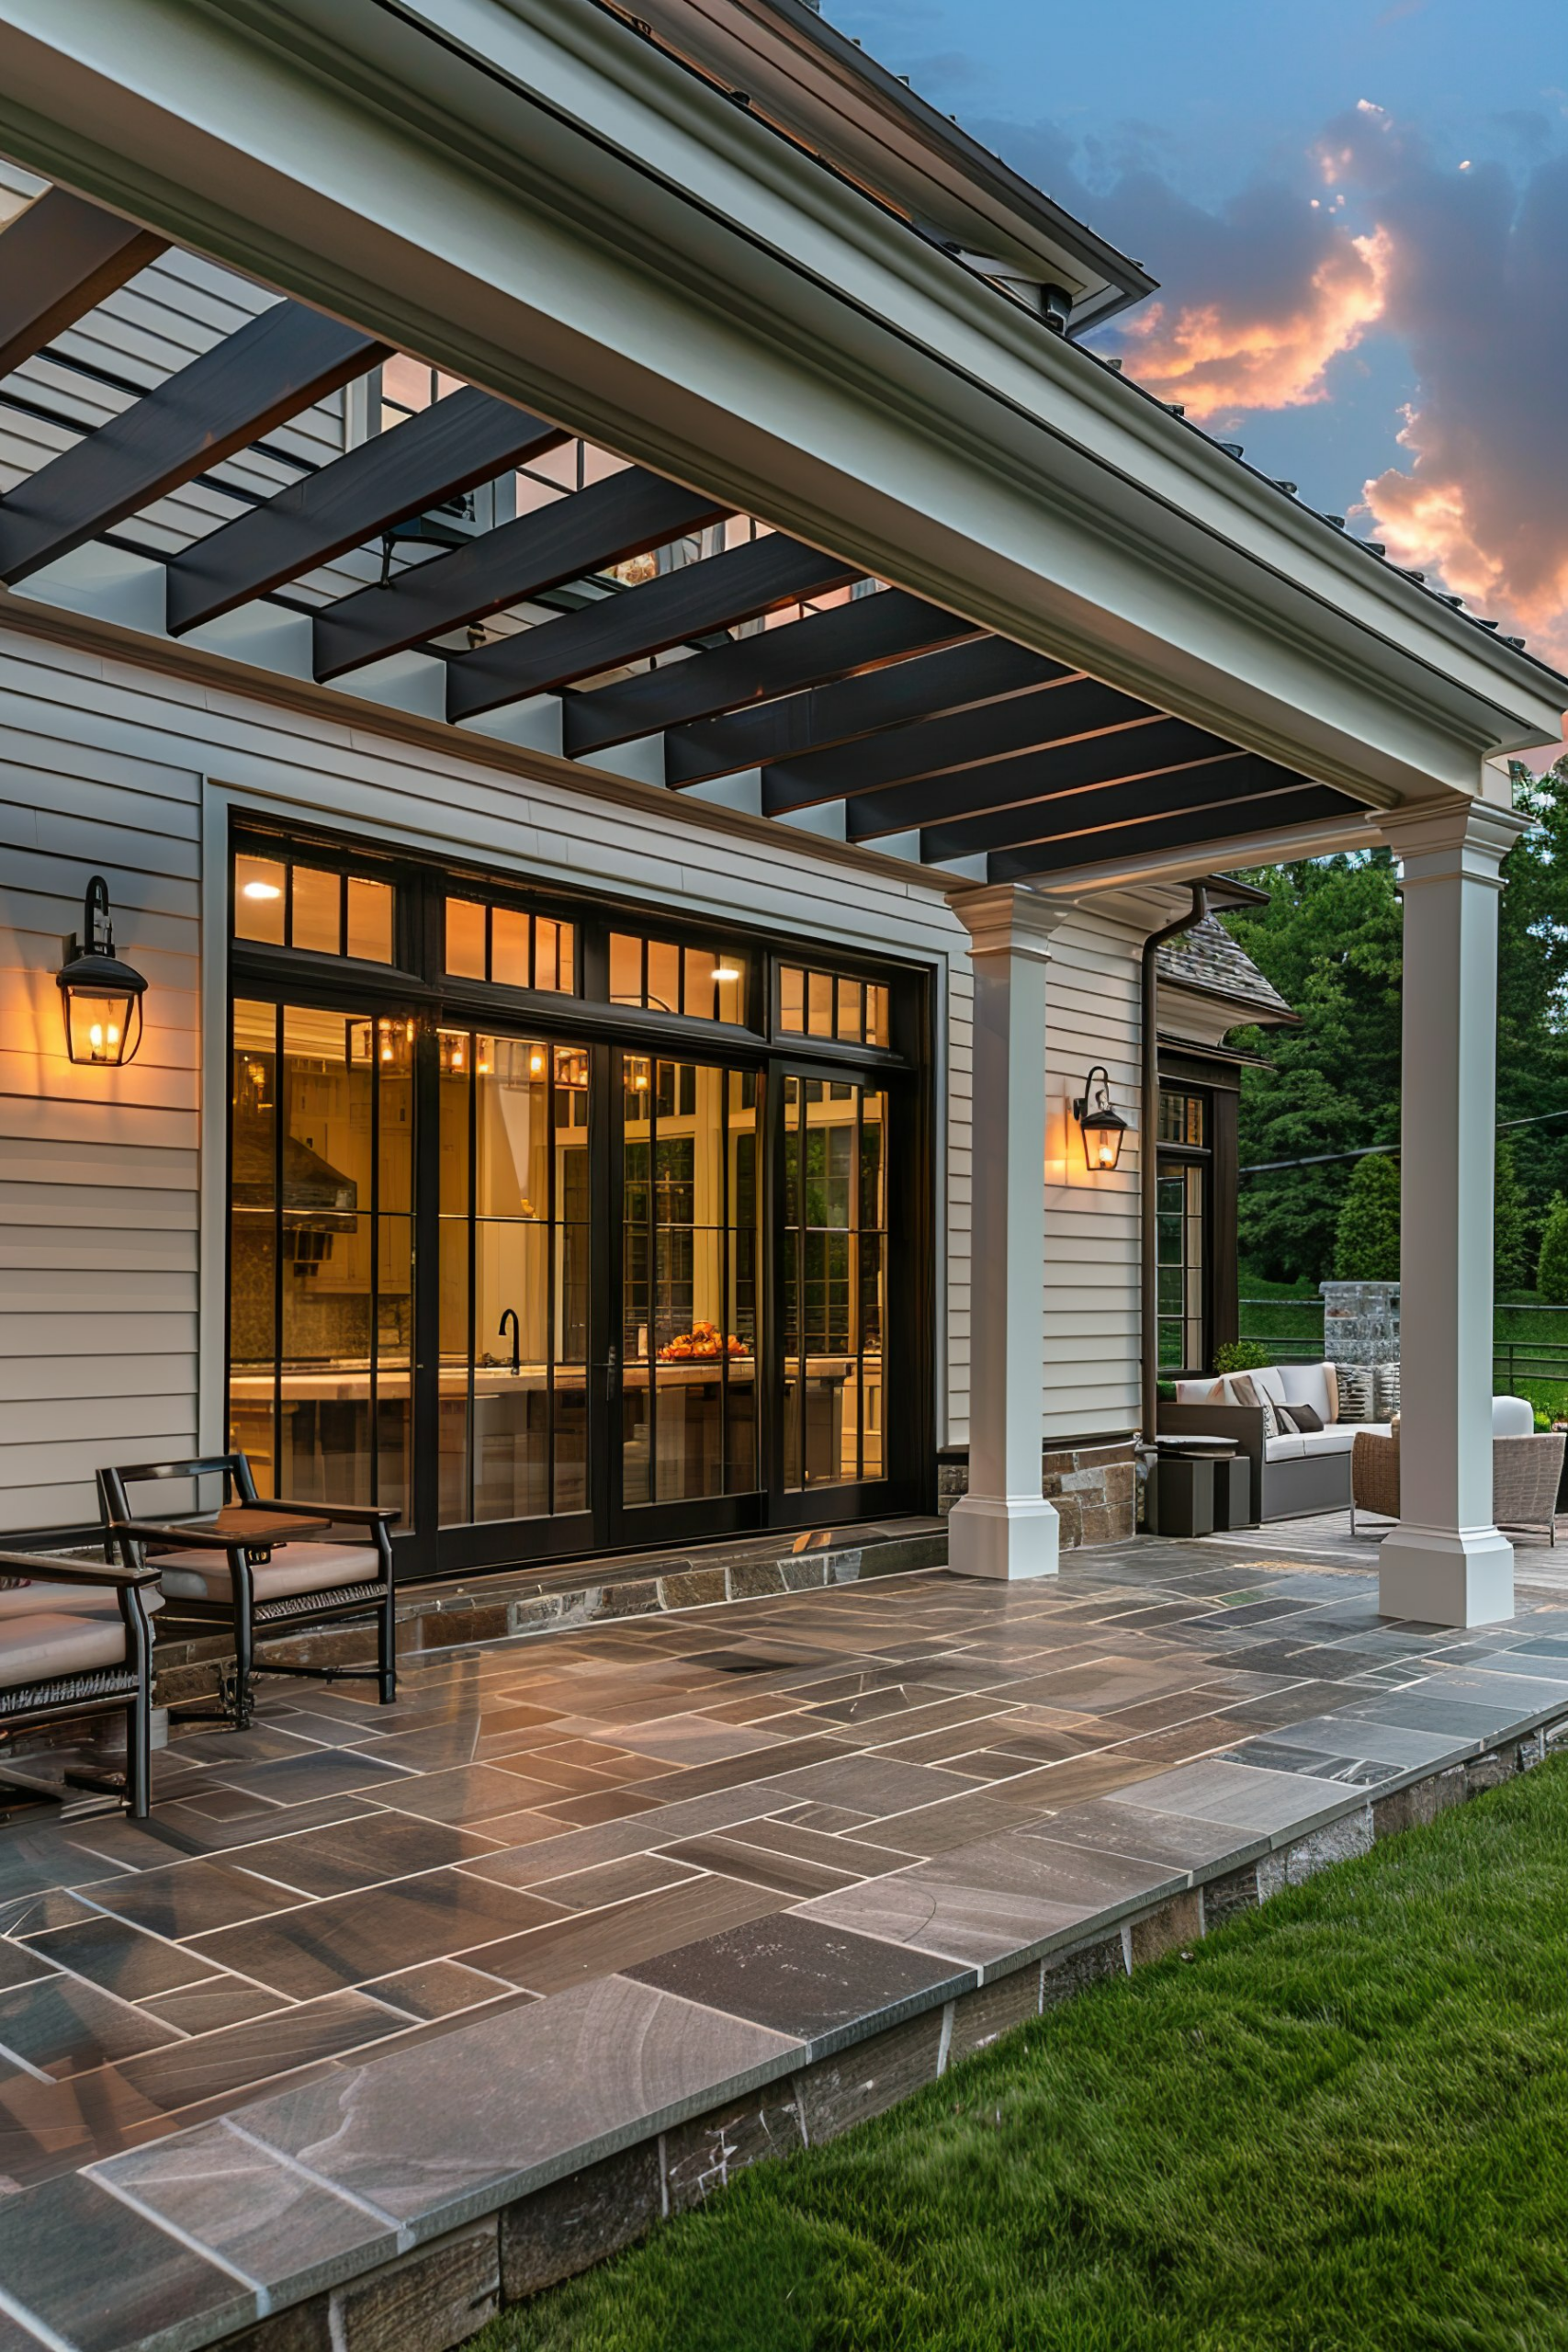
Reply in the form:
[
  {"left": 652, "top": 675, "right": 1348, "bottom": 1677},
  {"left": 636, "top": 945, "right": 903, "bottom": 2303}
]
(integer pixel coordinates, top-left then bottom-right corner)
[{"left": 0, "top": 0, "right": 1560, "bottom": 1626}]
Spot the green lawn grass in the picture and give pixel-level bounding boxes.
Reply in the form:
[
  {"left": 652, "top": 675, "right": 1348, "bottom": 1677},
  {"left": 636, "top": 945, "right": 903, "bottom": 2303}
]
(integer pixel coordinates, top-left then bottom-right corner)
[{"left": 487, "top": 1759, "right": 1568, "bottom": 2352}]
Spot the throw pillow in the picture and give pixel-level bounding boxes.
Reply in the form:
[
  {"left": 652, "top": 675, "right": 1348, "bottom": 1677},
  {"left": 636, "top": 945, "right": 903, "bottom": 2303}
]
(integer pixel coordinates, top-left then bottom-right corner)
[
  {"left": 1287, "top": 1402, "right": 1325, "bottom": 1432},
  {"left": 1323, "top": 1363, "right": 1339, "bottom": 1422},
  {"left": 1227, "top": 1372, "right": 1280, "bottom": 1439}
]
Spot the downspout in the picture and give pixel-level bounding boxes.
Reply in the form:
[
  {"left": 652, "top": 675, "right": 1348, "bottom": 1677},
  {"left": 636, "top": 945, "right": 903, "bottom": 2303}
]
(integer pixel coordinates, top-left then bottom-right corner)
[{"left": 1141, "top": 883, "right": 1209, "bottom": 1442}]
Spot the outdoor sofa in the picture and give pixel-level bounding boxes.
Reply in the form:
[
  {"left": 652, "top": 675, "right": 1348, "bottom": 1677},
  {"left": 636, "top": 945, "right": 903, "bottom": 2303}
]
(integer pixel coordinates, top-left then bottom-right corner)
[
  {"left": 0, "top": 1540, "right": 162, "bottom": 1816},
  {"left": 1158, "top": 1361, "right": 1393, "bottom": 1522}
]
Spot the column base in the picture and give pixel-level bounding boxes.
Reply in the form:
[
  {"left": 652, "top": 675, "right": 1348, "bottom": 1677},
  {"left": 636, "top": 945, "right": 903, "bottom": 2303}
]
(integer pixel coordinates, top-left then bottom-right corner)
[
  {"left": 947, "top": 1494, "right": 1060, "bottom": 1581},
  {"left": 1378, "top": 1521, "right": 1515, "bottom": 1629}
]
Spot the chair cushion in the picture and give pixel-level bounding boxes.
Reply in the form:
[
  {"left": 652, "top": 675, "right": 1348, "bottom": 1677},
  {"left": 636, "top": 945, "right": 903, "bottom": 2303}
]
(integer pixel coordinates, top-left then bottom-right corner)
[
  {"left": 155, "top": 1542, "right": 382, "bottom": 1603},
  {"left": 1264, "top": 1434, "right": 1306, "bottom": 1461},
  {"left": 1300, "top": 1428, "right": 1356, "bottom": 1456},
  {"left": 1493, "top": 1395, "right": 1535, "bottom": 1436},
  {"left": 1280, "top": 1363, "right": 1336, "bottom": 1424},
  {"left": 1173, "top": 1378, "right": 1224, "bottom": 1405},
  {"left": 0, "top": 1612, "right": 130, "bottom": 1690},
  {"left": 0, "top": 1578, "right": 160, "bottom": 1621}
]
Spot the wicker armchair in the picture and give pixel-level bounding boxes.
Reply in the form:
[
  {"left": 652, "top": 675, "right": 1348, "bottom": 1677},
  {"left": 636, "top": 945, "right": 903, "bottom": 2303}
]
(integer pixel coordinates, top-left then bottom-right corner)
[
  {"left": 1351, "top": 1426, "right": 1566, "bottom": 1544},
  {"left": 99, "top": 1452, "right": 397, "bottom": 1731},
  {"left": 0, "top": 1543, "right": 162, "bottom": 1817}
]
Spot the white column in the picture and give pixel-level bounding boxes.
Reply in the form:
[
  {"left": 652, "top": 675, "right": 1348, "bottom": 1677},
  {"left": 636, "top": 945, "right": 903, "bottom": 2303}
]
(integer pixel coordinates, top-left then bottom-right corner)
[
  {"left": 1378, "top": 797, "right": 1530, "bottom": 1627},
  {"left": 947, "top": 885, "right": 1068, "bottom": 1579}
]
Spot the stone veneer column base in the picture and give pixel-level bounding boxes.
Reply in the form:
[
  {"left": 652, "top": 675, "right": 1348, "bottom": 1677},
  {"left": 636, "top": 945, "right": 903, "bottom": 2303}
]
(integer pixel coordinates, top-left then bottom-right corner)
[{"left": 939, "top": 1441, "right": 1137, "bottom": 1549}]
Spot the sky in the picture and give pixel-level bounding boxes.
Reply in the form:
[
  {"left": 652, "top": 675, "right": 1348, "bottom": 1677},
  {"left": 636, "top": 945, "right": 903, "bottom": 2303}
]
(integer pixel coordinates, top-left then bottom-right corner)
[{"left": 826, "top": 0, "right": 1568, "bottom": 689}]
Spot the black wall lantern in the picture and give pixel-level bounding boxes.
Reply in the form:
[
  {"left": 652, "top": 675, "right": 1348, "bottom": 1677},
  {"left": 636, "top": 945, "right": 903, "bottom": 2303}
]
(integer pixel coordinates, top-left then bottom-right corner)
[
  {"left": 1072, "top": 1064, "right": 1129, "bottom": 1172},
  {"left": 58, "top": 876, "right": 147, "bottom": 1067}
]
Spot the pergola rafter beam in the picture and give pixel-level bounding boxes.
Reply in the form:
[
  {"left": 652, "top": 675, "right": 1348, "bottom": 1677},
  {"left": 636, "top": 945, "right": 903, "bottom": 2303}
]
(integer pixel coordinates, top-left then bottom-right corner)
[
  {"left": 0, "top": 300, "right": 388, "bottom": 584},
  {"left": 167, "top": 388, "right": 570, "bottom": 635},
  {"left": 987, "top": 784, "right": 1357, "bottom": 881},
  {"left": 761, "top": 673, "right": 1149, "bottom": 813},
  {"left": 446, "top": 532, "right": 861, "bottom": 718},
  {"left": 313, "top": 466, "right": 730, "bottom": 679},
  {"left": 0, "top": 187, "right": 167, "bottom": 379},
  {"left": 844, "top": 715, "right": 1227, "bottom": 839},
  {"left": 921, "top": 752, "right": 1300, "bottom": 862},
  {"left": 561, "top": 588, "right": 976, "bottom": 755},
  {"left": 665, "top": 634, "right": 1066, "bottom": 785}
]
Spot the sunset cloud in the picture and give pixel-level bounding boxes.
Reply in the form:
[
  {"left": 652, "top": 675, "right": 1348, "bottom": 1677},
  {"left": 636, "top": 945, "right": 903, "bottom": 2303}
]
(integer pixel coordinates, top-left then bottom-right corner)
[{"left": 1054, "top": 107, "right": 1568, "bottom": 669}]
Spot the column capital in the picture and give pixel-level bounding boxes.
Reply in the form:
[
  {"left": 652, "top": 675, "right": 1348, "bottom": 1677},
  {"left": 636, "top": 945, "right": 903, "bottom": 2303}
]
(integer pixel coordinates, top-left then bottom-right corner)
[
  {"left": 947, "top": 882, "right": 1074, "bottom": 963},
  {"left": 1379, "top": 794, "right": 1531, "bottom": 888}
]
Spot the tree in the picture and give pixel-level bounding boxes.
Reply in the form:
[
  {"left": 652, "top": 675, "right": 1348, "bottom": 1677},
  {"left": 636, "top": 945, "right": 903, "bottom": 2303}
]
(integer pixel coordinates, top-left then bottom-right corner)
[
  {"left": 1539, "top": 1193, "right": 1568, "bottom": 1305},
  {"left": 1495, "top": 1136, "right": 1530, "bottom": 1295},
  {"left": 1333, "top": 1150, "right": 1401, "bottom": 1280}
]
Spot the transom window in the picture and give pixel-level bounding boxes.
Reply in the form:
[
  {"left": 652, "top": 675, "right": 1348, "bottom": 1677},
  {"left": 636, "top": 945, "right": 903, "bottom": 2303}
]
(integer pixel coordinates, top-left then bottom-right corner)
[
  {"left": 779, "top": 964, "right": 889, "bottom": 1048},
  {"left": 233, "top": 852, "right": 394, "bottom": 963},
  {"left": 444, "top": 897, "right": 575, "bottom": 994},
  {"left": 1157, "top": 1090, "right": 1206, "bottom": 1147},
  {"left": 610, "top": 933, "right": 748, "bottom": 1025}
]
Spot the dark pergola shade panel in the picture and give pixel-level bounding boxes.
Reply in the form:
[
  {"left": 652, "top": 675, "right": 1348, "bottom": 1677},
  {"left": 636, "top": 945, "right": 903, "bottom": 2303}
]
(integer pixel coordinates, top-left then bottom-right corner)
[
  {"left": 313, "top": 467, "right": 729, "bottom": 680},
  {"left": 664, "top": 634, "right": 1066, "bottom": 786},
  {"left": 921, "top": 752, "right": 1298, "bottom": 861},
  {"left": 988, "top": 783, "right": 1356, "bottom": 881},
  {"left": 166, "top": 388, "right": 570, "bottom": 635},
  {"left": 761, "top": 674, "right": 1146, "bottom": 813},
  {"left": 446, "top": 533, "right": 861, "bottom": 719},
  {"left": 847, "top": 715, "right": 1232, "bottom": 840},
  {"left": 562, "top": 588, "right": 977, "bottom": 755},
  {"left": 0, "top": 187, "right": 167, "bottom": 379},
  {"left": 0, "top": 301, "right": 389, "bottom": 584}
]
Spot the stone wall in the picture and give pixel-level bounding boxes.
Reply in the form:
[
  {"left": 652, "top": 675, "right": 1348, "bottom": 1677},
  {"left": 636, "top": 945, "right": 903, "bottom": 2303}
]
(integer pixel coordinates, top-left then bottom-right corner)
[{"left": 938, "top": 1441, "right": 1137, "bottom": 1546}]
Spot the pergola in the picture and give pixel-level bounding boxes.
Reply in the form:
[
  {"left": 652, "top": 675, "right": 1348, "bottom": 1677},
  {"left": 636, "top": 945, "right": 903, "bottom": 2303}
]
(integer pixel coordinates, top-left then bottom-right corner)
[{"left": 0, "top": 0, "right": 1561, "bottom": 1624}]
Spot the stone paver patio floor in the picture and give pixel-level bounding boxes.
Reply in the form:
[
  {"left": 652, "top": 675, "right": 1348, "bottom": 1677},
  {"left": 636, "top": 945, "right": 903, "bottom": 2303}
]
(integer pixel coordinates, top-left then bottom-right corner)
[{"left": 5, "top": 1533, "right": 1568, "bottom": 2349}]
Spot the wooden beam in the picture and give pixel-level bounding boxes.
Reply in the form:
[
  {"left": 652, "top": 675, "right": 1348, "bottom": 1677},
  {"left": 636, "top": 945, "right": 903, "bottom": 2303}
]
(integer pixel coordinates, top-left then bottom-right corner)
[
  {"left": 312, "top": 468, "right": 728, "bottom": 679},
  {"left": 446, "top": 533, "right": 860, "bottom": 719},
  {"left": 166, "top": 388, "right": 570, "bottom": 634},
  {"left": 987, "top": 785, "right": 1354, "bottom": 881},
  {"left": 921, "top": 753, "right": 1292, "bottom": 861},
  {"left": 0, "top": 301, "right": 388, "bottom": 584},
  {"left": 847, "top": 716, "right": 1230, "bottom": 839},
  {"left": 562, "top": 588, "right": 976, "bottom": 755},
  {"left": 664, "top": 634, "right": 1064, "bottom": 785},
  {"left": 761, "top": 674, "right": 1145, "bottom": 813},
  {"left": 0, "top": 187, "right": 166, "bottom": 379}
]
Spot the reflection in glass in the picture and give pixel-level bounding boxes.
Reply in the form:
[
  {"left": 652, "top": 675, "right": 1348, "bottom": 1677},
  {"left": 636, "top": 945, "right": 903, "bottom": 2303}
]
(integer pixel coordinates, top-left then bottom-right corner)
[
  {"left": 1156, "top": 1163, "right": 1205, "bottom": 1372},
  {"left": 227, "top": 1000, "right": 412, "bottom": 1519},
  {"left": 621, "top": 1059, "right": 761, "bottom": 1505},
  {"left": 438, "top": 1032, "right": 592, "bottom": 1526},
  {"left": 782, "top": 1077, "right": 886, "bottom": 1488}
]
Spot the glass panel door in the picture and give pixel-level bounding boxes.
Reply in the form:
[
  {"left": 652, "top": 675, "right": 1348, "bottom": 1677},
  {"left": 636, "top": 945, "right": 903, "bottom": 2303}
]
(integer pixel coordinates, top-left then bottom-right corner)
[
  {"left": 436, "top": 1030, "right": 593, "bottom": 1555},
  {"left": 1156, "top": 1160, "right": 1206, "bottom": 1373},
  {"left": 781, "top": 1075, "right": 886, "bottom": 1491},
  {"left": 228, "top": 1001, "right": 413, "bottom": 1518},
  {"left": 617, "top": 1055, "right": 762, "bottom": 1516}
]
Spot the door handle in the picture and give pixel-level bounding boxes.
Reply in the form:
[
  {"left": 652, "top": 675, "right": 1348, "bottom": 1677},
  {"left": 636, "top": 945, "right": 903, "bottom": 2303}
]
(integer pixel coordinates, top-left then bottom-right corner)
[{"left": 604, "top": 1345, "right": 619, "bottom": 1401}]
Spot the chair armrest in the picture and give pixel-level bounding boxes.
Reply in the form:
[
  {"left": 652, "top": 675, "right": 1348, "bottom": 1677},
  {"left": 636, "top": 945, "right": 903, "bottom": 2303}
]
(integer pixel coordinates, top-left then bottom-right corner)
[
  {"left": 255, "top": 1498, "right": 401, "bottom": 1529},
  {"left": 0, "top": 1548, "right": 161, "bottom": 1589},
  {"left": 106, "top": 1518, "right": 248, "bottom": 1553}
]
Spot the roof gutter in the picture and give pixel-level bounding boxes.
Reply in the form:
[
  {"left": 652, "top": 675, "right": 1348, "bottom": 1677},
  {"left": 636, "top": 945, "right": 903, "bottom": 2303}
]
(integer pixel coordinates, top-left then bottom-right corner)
[{"left": 1141, "top": 882, "right": 1208, "bottom": 1441}]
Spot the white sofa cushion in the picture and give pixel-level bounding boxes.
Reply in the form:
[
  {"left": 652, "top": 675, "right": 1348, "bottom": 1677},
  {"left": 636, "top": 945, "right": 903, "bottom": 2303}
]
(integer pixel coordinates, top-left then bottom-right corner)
[
  {"left": 0, "top": 1611, "right": 130, "bottom": 1690},
  {"left": 1253, "top": 1365, "right": 1289, "bottom": 1409},
  {"left": 1173, "top": 1378, "right": 1224, "bottom": 1405},
  {"left": 1280, "top": 1363, "right": 1336, "bottom": 1424},
  {"left": 1263, "top": 1434, "right": 1306, "bottom": 1461},
  {"left": 1493, "top": 1395, "right": 1534, "bottom": 1436},
  {"left": 155, "top": 1542, "right": 381, "bottom": 1603}
]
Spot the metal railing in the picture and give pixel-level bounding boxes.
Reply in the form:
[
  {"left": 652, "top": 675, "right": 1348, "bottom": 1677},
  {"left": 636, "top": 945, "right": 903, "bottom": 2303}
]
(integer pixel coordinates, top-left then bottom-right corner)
[{"left": 1236, "top": 1298, "right": 1568, "bottom": 1390}]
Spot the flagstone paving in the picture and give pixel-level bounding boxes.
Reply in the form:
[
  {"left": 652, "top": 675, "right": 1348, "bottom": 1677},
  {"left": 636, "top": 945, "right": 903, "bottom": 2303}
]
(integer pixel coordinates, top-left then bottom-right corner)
[{"left": 5, "top": 1533, "right": 1568, "bottom": 2352}]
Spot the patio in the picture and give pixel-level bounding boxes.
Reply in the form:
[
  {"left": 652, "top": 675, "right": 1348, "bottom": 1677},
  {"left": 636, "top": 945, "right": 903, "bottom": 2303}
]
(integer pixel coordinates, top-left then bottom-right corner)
[{"left": 5, "top": 1536, "right": 1568, "bottom": 2352}]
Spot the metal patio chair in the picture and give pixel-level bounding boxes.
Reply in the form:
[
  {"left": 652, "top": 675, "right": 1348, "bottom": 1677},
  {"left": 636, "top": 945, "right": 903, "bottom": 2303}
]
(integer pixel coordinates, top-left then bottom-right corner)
[
  {"left": 0, "top": 1539, "right": 162, "bottom": 1817},
  {"left": 98, "top": 1452, "right": 398, "bottom": 1730}
]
